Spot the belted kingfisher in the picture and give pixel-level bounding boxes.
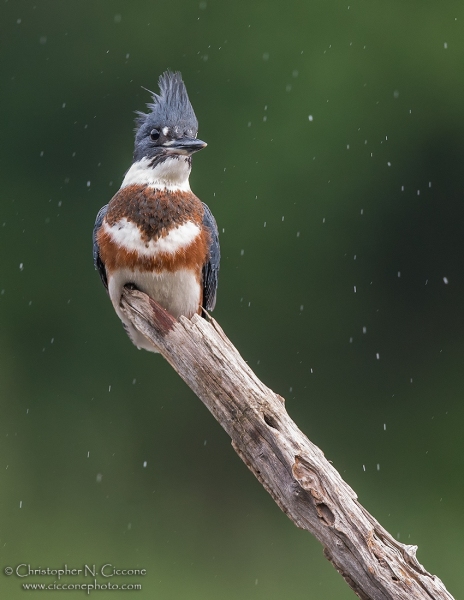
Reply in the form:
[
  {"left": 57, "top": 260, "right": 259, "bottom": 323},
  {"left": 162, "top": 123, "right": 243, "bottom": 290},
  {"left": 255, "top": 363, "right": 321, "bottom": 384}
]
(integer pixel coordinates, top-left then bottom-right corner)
[{"left": 93, "top": 70, "right": 220, "bottom": 352}]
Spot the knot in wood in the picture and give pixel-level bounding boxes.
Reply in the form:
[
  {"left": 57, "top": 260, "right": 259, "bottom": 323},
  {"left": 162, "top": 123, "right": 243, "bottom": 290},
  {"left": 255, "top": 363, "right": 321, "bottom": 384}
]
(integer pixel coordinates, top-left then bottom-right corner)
[{"left": 292, "top": 455, "right": 335, "bottom": 526}]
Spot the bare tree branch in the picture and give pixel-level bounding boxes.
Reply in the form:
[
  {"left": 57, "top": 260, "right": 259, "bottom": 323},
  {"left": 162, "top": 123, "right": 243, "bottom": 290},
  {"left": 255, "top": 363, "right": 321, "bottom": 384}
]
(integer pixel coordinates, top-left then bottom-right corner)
[{"left": 120, "top": 287, "right": 454, "bottom": 600}]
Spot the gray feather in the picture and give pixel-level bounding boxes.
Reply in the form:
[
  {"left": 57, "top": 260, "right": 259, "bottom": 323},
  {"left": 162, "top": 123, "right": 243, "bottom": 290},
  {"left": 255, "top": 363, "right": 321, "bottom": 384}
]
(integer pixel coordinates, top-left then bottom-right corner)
[
  {"left": 93, "top": 204, "right": 109, "bottom": 291},
  {"left": 201, "top": 203, "right": 220, "bottom": 312},
  {"left": 135, "top": 71, "right": 198, "bottom": 138}
]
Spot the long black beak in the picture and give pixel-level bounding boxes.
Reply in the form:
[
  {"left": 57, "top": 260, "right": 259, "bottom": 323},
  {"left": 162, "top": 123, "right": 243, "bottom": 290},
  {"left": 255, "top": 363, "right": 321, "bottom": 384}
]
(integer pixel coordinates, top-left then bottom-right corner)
[{"left": 165, "top": 137, "right": 207, "bottom": 155}]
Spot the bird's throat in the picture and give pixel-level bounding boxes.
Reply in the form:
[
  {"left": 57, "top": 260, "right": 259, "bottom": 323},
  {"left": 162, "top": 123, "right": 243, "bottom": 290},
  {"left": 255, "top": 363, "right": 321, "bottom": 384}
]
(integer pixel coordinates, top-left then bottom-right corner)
[{"left": 121, "top": 156, "right": 191, "bottom": 192}]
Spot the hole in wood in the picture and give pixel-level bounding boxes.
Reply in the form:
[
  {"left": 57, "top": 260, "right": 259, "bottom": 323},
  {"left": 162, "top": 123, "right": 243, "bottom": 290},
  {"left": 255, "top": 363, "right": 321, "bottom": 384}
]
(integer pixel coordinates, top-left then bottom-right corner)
[
  {"left": 316, "top": 502, "right": 335, "bottom": 526},
  {"left": 263, "top": 412, "right": 279, "bottom": 430}
]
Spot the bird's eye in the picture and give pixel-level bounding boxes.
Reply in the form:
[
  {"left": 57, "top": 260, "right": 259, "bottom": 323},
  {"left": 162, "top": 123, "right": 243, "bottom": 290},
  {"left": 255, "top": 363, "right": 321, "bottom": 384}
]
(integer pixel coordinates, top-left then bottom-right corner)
[{"left": 150, "top": 129, "right": 160, "bottom": 141}]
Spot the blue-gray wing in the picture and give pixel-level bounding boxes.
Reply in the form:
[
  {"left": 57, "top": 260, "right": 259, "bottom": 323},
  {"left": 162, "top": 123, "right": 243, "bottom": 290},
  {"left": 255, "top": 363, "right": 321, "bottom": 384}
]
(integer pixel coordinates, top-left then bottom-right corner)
[
  {"left": 93, "top": 204, "right": 109, "bottom": 291},
  {"left": 202, "top": 202, "right": 220, "bottom": 312}
]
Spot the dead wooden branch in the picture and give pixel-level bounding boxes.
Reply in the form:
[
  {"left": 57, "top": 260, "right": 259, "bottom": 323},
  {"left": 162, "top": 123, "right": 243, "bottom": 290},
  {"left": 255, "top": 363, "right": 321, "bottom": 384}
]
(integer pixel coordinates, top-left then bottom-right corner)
[{"left": 120, "top": 287, "right": 454, "bottom": 600}]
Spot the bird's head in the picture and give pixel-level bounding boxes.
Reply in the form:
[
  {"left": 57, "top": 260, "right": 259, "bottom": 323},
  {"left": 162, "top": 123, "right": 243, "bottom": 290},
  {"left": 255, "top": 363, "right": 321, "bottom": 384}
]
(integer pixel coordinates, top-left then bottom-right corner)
[{"left": 133, "top": 71, "right": 206, "bottom": 166}]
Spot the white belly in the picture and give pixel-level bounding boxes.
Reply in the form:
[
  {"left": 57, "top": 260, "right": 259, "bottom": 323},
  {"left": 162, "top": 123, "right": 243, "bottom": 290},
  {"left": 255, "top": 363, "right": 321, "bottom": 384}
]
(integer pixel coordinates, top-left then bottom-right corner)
[{"left": 108, "top": 267, "right": 201, "bottom": 352}]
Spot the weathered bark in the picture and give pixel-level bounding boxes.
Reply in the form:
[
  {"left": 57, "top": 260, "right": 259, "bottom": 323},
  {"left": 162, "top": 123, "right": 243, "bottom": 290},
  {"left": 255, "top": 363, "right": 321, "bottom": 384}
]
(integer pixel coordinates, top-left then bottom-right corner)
[{"left": 120, "top": 287, "right": 454, "bottom": 600}]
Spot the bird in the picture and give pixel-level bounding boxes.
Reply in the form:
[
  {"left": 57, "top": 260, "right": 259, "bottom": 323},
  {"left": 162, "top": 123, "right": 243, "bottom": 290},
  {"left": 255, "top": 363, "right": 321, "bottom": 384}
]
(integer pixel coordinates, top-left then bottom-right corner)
[{"left": 93, "top": 70, "right": 220, "bottom": 352}]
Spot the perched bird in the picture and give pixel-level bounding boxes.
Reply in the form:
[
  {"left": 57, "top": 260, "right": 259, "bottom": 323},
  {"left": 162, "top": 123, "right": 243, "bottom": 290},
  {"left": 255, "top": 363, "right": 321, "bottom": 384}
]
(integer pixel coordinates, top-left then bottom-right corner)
[{"left": 93, "top": 70, "right": 220, "bottom": 352}]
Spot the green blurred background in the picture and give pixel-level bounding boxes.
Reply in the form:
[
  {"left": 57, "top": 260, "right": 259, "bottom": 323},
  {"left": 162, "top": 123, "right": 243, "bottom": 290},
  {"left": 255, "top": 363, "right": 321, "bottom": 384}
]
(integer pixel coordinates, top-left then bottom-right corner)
[{"left": 1, "top": 1, "right": 463, "bottom": 598}]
